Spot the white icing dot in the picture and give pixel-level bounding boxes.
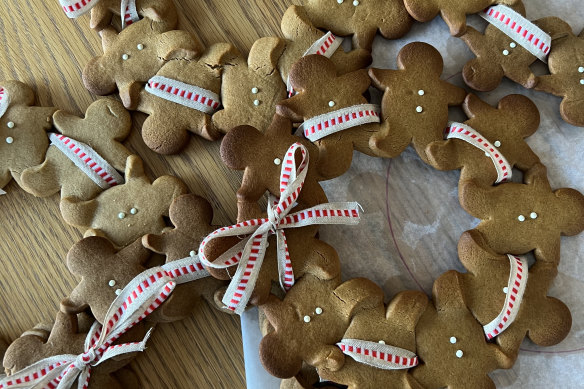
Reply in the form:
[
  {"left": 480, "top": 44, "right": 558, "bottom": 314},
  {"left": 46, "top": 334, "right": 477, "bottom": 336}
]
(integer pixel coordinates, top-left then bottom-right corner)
[
  {"left": 122, "top": 53, "right": 129, "bottom": 60},
  {"left": 510, "top": 42, "right": 517, "bottom": 48},
  {"left": 503, "top": 50, "right": 510, "bottom": 56},
  {"left": 108, "top": 280, "right": 116, "bottom": 287},
  {"left": 253, "top": 99, "right": 260, "bottom": 106},
  {"left": 115, "top": 289, "right": 122, "bottom": 295},
  {"left": 303, "top": 315, "right": 311, "bottom": 323},
  {"left": 378, "top": 340, "right": 386, "bottom": 345},
  {"left": 518, "top": 215, "right": 526, "bottom": 222},
  {"left": 273, "top": 158, "right": 281, "bottom": 165},
  {"left": 494, "top": 140, "right": 501, "bottom": 147},
  {"left": 503, "top": 287, "right": 509, "bottom": 294},
  {"left": 580, "top": 79, "right": 584, "bottom": 85},
  {"left": 5, "top": 137, "right": 13, "bottom": 144},
  {"left": 530, "top": 212, "right": 538, "bottom": 219},
  {"left": 450, "top": 337, "right": 457, "bottom": 344},
  {"left": 7, "top": 121, "right": 14, "bottom": 128},
  {"left": 485, "top": 152, "right": 490, "bottom": 157},
  {"left": 118, "top": 212, "right": 126, "bottom": 219},
  {"left": 418, "top": 90, "right": 425, "bottom": 96},
  {"left": 328, "top": 100, "right": 335, "bottom": 107},
  {"left": 130, "top": 208, "right": 138, "bottom": 215},
  {"left": 456, "top": 350, "right": 464, "bottom": 358},
  {"left": 315, "top": 307, "right": 323, "bottom": 315},
  {"left": 353, "top": 0, "right": 359, "bottom": 5},
  {"left": 579, "top": 66, "right": 584, "bottom": 73},
  {"left": 252, "top": 87, "right": 259, "bottom": 94},
  {"left": 190, "top": 250, "right": 196, "bottom": 257},
  {"left": 416, "top": 106, "right": 423, "bottom": 113},
  {"left": 137, "top": 44, "right": 144, "bottom": 50},
  {"left": 337, "top": 0, "right": 343, "bottom": 3}
]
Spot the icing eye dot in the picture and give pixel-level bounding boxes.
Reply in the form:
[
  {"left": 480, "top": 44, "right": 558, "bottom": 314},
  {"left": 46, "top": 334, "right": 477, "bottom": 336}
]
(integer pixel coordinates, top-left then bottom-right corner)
[
  {"left": 315, "top": 307, "right": 323, "bottom": 315},
  {"left": 503, "top": 287, "right": 509, "bottom": 294},
  {"left": 7, "top": 121, "right": 15, "bottom": 128},
  {"left": 456, "top": 350, "right": 464, "bottom": 358},
  {"left": 503, "top": 50, "right": 509, "bottom": 56},
  {"left": 328, "top": 101, "right": 335, "bottom": 107},
  {"left": 579, "top": 67, "right": 584, "bottom": 73},
  {"left": 510, "top": 42, "right": 517, "bottom": 48},
  {"left": 494, "top": 140, "right": 501, "bottom": 147},
  {"left": 253, "top": 99, "right": 260, "bottom": 106},
  {"left": 580, "top": 79, "right": 584, "bottom": 85},
  {"left": 337, "top": 0, "right": 343, "bottom": 3},
  {"left": 418, "top": 90, "right": 425, "bottom": 96},
  {"left": 353, "top": 0, "right": 359, "bottom": 5},
  {"left": 122, "top": 53, "right": 129, "bottom": 60},
  {"left": 130, "top": 208, "right": 138, "bottom": 215},
  {"left": 530, "top": 212, "right": 538, "bottom": 219},
  {"left": 303, "top": 315, "right": 311, "bottom": 323},
  {"left": 450, "top": 337, "right": 457, "bottom": 344},
  {"left": 274, "top": 158, "right": 281, "bottom": 165},
  {"left": 5, "top": 137, "right": 13, "bottom": 144},
  {"left": 108, "top": 280, "right": 116, "bottom": 287},
  {"left": 137, "top": 44, "right": 144, "bottom": 50},
  {"left": 378, "top": 340, "right": 386, "bottom": 345},
  {"left": 416, "top": 106, "right": 423, "bottom": 113},
  {"left": 485, "top": 152, "right": 490, "bottom": 157},
  {"left": 518, "top": 215, "right": 526, "bottom": 222},
  {"left": 118, "top": 212, "right": 126, "bottom": 219},
  {"left": 115, "top": 289, "right": 122, "bottom": 296},
  {"left": 189, "top": 250, "right": 196, "bottom": 257},
  {"left": 251, "top": 87, "right": 259, "bottom": 94}
]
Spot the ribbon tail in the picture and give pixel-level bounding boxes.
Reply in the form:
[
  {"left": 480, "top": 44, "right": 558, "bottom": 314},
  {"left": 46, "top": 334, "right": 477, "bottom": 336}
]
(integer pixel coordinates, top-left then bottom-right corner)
[
  {"left": 76, "top": 367, "right": 90, "bottom": 389},
  {"left": 0, "top": 188, "right": 6, "bottom": 195},
  {"left": 94, "top": 328, "right": 154, "bottom": 367},
  {"left": 55, "top": 365, "right": 81, "bottom": 389},
  {"left": 276, "top": 230, "right": 294, "bottom": 291},
  {"left": 0, "top": 355, "right": 75, "bottom": 389}
]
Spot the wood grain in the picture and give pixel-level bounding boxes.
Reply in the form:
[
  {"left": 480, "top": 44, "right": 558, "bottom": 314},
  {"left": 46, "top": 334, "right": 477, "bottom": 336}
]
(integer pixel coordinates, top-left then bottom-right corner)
[{"left": 0, "top": 0, "right": 293, "bottom": 387}]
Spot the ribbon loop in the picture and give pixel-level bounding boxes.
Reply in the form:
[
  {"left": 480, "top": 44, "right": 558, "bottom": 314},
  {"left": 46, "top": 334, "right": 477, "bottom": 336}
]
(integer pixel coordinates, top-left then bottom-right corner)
[{"left": 199, "top": 142, "right": 361, "bottom": 314}]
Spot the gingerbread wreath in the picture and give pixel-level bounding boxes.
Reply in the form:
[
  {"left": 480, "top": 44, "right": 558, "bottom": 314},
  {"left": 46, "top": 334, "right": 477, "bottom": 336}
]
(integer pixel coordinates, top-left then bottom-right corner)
[{"left": 0, "top": 0, "right": 583, "bottom": 388}]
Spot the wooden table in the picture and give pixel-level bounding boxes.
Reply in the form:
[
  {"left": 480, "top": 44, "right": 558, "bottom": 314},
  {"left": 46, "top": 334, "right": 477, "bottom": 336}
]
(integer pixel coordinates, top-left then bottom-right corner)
[{"left": 0, "top": 0, "right": 293, "bottom": 387}]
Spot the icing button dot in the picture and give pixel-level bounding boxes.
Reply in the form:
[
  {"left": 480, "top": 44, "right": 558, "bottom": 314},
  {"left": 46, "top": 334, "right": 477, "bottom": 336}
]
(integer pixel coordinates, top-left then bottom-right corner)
[
  {"left": 494, "top": 140, "right": 501, "bottom": 147},
  {"left": 274, "top": 158, "right": 281, "bottom": 165},
  {"left": 450, "top": 337, "right": 457, "bottom": 344},
  {"left": 108, "top": 280, "right": 116, "bottom": 287},
  {"left": 115, "top": 289, "right": 122, "bottom": 296},
  {"left": 5, "top": 137, "right": 13, "bottom": 144},
  {"left": 315, "top": 307, "right": 323, "bottom": 315},
  {"left": 328, "top": 101, "right": 335, "bottom": 107},
  {"left": 137, "top": 44, "right": 144, "bottom": 50},
  {"left": 579, "top": 67, "right": 584, "bottom": 73},
  {"left": 456, "top": 350, "right": 464, "bottom": 358},
  {"left": 416, "top": 106, "right": 423, "bottom": 113},
  {"left": 378, "top": 340, "right": 386, "bottom": 345},
  {"left": 252, "top": 87, "right": 259, "bottom": 94},
  {"left": 118, "top": 212, "right": 126, "bottom": 219},
  {"left": 190, "top": 250, "right": 196, "bottom": 257},
  {"left": 580, "top": 79, "right": 584, "bottom": 85},
  {"left": 503, "top": 50, "right": 509, "bottom": 56},
  {"left": 253, "top": 99, "right": 260, "bottom": 106},
  {"left": 303, "top": 315, "right": 311, "bottom": 323},
  {"left": 7, "top": 121, "right": 15, "bottom": 128},
  {"left": 510, "top": 42, "right": 517, "bottom": 48},
  {"left": 130, "top": 208, "right": 138, "bottom": 215},
  {"left": 418, "top": 90, "right": 425, "bottom": 96},
  {"left": 485, "top": 152, "right": 490, "bottom": 157},
  {"left": 337, "top": 0, "right": 343, "bottom": 3},
  {"left": 518, "top": 215, "right": 526, "bottom": 222},
  {"left": 503, "top": 287, "right": 509, "bottom": 294},
  {"left": 122, "top": 53, "right": 129, "bottom": 60},
  {"left": 530, "top": 212, "right": 538, "bottom": 219},
  {"left": 353, "top": 0, "right": 359, "bottom": 5}
]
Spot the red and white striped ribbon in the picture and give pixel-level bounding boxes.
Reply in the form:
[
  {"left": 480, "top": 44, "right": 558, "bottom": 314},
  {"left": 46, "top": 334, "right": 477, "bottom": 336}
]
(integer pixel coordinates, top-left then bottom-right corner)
[
  {"left": 121, "top": 0, "right": 139, "bottom": 29},
  {"left": 0, "top": 267, "right": 176, "bottom": 389},
  {"left": 161, "top": 253, "right": 211, "bottom": 284},
  {"left": 60, "top": 0, "right": 100, "bottom": 19},
  {"left": 0, "top": 87, "right": 9, "bottom": 118},
  {"left": 445, "top": 122, "right": 511, "bottom": 184},
  {"left": 198, "top": 143, "right": 361, "bottom": 315},
  {"left": 145, "top": 76, "right": 221, "bottom": 115},
  {"left": 299, "top": 104, "right": 381, "bottom": 143},
  {"left": 287, "top": 32, "right": 343, "bottom": 97},
  {"left": 484, "top": 255, "right": 528, "bottom": 340},
  {"left": 337, "top": 339, "right": 419, "bottom": 370},
  {"left": 49, "top": 133, "right": 124, "bottom": 190},
  {"left": 481, "top": 5, "right": 551, "bottom": 63}
]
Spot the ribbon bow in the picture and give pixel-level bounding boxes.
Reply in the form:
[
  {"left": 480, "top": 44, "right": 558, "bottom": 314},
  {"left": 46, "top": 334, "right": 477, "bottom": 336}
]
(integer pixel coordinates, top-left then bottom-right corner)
[
  {"left": 199, "top": 142, "right": 361, "bottom": 314},
  {"left": 0, "top": 268, "right": 175, "bottom": 389}
]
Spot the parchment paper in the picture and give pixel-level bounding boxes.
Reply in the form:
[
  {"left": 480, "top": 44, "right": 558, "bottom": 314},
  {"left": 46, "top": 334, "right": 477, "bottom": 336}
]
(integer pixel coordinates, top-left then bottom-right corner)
[{"left": 243, "top": 1, "right": 584, "bottom": 387}]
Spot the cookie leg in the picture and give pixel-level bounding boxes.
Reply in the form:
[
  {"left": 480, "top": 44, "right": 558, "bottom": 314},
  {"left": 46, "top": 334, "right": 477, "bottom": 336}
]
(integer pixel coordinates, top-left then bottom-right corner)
[
  {"left": 369, "top": 120, "right": 411, "bottom": 159},
  {"left": 440, "top": 9, "right": 468, "bottom": 37},
  {"left": 142, "top": 113, "right": 190, "bottom": 155},
  {"left": 352, "top": 27, "right": 377, "bottom": 51},
  {"left": 20, "top": 159, "right": 61, "bottom": 198},
  {"left": 315, "top": 138, "right": 355, "bottom": 179},
  {"left": 559, "top": 98, "right": 584, "bottom": 127},
  {"left": 462, "top": 58, "right": 505, "bottom": 92}
]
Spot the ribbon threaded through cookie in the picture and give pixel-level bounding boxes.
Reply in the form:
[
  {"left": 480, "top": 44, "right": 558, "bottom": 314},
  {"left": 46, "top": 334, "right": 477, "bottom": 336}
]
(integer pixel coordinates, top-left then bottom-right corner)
[
  {"left": 121, "top": 0, "right": 139, "bottom": 29},
  {"left": 0, "top": 267, "right": 176, "bottom": 389},
  {"left": 0, "top": 87, "right": 10, "bottom": 118},
  {"left": 198, "top": 143, "right": 361, "bottom": 315},
  {"left": 49, "top": 133, "right": 124, "bottom": 190},
  {"left": 481, "top": 5, "right": 551, "bottom": 63},
  {"left": 299, "top": 104, "right": 381, "bottom": 143},
  {"left": 338, "top": 339, "right": 419, "bottom": 370},
  {"left": 445, "top": 122, "right": 512, "bottom": 184},
  {"left": 483, "top": 255, "right": 528, "bottom": 339},
  {"left": 60, "top": 0, "right": 100, "bottom": 19},
  {"left": 145, "top": 76, "right": 221, "bottom": 115}
]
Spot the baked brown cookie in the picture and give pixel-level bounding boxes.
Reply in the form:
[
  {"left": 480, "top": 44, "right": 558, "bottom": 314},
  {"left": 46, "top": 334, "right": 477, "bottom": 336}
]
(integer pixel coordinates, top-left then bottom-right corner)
[
  {"left": 20, "top": 99, "right": 131, "bottom": 201},
  {"left": 60, "top": 155, "right": 188, "bottom": 247},
  {"left": 259, "top": 274, "right": 384, "bottom": 379},
  {"left": 299, "top": 0, "right": 413, "bottom": 50},
  {"left": 83, "top": 18, "right": 201, "bottom": 109},
  {"left": 89, "top": 0, "right": 178, "bottom": 31},
  {"left": 457, "top": 230, "right": 572, "bottom": 358},
  {"left": 277, "top": 55, "right": 380, "bottom": 179},
  {"left": 368, "top": 42, "right": 466, "bottom": 162},
  {"left": 0, "top": 80, "right": 56, "bottom": 192},
  {"left": 460, "top": 163, "right": 584, "bottom": 263},
  {"left": 426, "top": 94, "right": 540, "bottom": 187}
]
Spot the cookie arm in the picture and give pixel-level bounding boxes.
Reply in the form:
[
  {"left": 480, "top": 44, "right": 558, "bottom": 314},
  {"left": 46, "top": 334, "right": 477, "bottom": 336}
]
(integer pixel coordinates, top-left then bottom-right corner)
[
  {"left": 440, "top": 8, "right": 468, "bottom": 37},
  {"left": 534, "top": 75, "right": 565, "bottom": 96},
  {"left": 459, "top": 180, "right": 497, "bottom": 220},
  {"left": 502, "top": 63, "right": 537, "bottom": 89},
  {"left": 442, "top": 82, "right": 467, "bottom": 106},
  {"left": 425, "top": 139, "right": 464, "bottom": 172},
  {"left": 60, "top": 287, "right": 89, "bottom": 315},
  {"left": 0, "top": 169, "right": 11, "bottom": 190}
]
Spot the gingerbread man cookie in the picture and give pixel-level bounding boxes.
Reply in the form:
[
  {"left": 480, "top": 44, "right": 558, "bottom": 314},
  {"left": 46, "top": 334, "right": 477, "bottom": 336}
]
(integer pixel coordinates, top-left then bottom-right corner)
[
  {"left": 299, "top": 0, "right": 413, "bottom": 50},
  {"left": 368, "top": 42, "right": 466, "bottom": 162},
  {"left": 259, "top": 274, "right": 384, "bottom": 378},
  {"left": 60, "top": 155, "right": 188, "bottom": 247},
  {"left": 83, "top": 18, "right": 201, "bottom": 109},
  {"left": 0, "top": 80, "right": 56, "bottom": 192},
  {"left": 277, "top": 55, "right": 380, "bottom": 179},
  {"left": 457, "top": 230, "right": 572, "bottom": 358},
  {"left": 20, "top": 99, "right": 132, "bottom": 201},
  {"left": 90, "top": 0, "right": 178, "bottom": 31},
  {"left": 426, "top": 93, "right": 540, "bottom": 187}
]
